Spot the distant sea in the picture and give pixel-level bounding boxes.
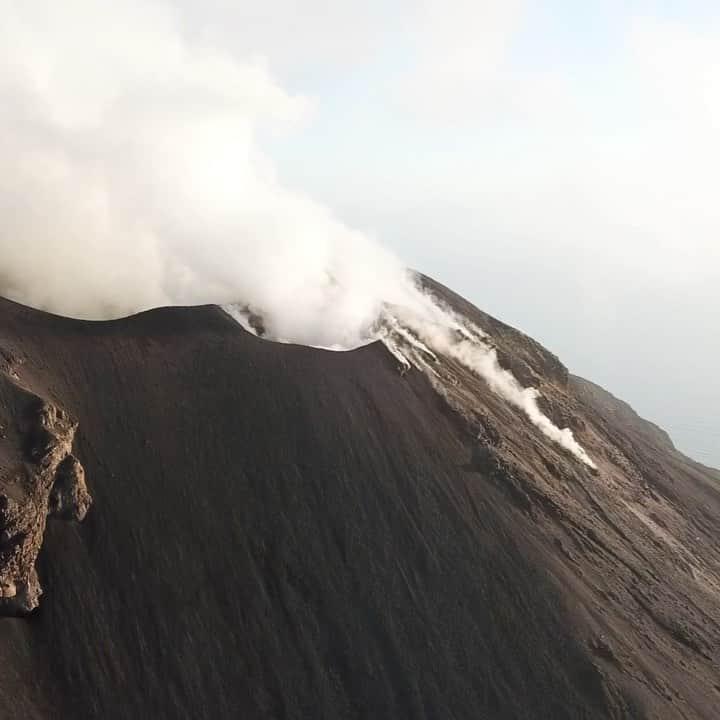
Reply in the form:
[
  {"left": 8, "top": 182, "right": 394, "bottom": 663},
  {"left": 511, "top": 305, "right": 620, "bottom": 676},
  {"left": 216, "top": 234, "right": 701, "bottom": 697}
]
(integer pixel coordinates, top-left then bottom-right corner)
[
  {"left": 573, "top": 369, "right": 719, "bottom": 473},
  {"left": 627, "top": 395, "right": 720, "bottom": 471},
  {"left": 573, "top": 373, "right": 719, "bottom": 473},
  {"left": 667, "top": 421, "right": 719, "bottom": 471}
]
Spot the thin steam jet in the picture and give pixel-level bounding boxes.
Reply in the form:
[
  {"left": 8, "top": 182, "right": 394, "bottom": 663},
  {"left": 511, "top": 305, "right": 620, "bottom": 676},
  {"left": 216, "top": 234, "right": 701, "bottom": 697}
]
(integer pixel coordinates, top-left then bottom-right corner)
[
  {"left": 0, "top": 0, "right": 595, "bottom": 467},
  {"left": 409, "top": 318, "right": 597, "bottom": 467},
  {"left": 379, "top": 301, "right": 598, "bottom": 468}
]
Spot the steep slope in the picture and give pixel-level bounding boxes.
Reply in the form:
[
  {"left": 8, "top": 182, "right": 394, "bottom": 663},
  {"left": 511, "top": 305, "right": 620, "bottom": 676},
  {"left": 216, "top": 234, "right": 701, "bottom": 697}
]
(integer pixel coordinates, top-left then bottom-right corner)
[{"left": 0, "top": 281, "right": 718, "bottom": 719}]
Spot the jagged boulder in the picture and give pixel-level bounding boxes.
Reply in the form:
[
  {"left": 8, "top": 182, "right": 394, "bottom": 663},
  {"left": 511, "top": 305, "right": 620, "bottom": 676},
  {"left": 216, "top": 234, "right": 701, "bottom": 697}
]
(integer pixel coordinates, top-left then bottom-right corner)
[
  {"left": 49, "top": 455, "right": 92, "bottom": 522},
  {"left": 0, "top": 373, "right": 91, "bottom": 615}
]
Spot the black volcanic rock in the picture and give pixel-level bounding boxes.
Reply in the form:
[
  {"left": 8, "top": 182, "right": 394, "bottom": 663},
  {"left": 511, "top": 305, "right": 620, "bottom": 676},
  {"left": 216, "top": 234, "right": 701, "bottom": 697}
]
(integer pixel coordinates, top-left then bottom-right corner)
[
  {"left": 0, "top": 283, "right": 718, "bottom": 719},
  {"left": 0, "top": 373, "right": 90, "bottom": 617}
]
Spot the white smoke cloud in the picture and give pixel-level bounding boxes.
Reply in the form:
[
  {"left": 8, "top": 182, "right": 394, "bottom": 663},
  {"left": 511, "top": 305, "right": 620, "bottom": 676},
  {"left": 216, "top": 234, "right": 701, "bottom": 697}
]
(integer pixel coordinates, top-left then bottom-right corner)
[
  {"left": 0, "top": 0, "right": 416, "bottom": 347},
  {"left": 0, "top": 0, "right": 595, "bottom": 467}
]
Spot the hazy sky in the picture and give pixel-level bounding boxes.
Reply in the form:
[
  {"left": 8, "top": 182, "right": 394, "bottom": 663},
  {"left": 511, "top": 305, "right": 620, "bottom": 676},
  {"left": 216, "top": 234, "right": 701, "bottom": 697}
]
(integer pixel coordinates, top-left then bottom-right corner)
[
  {"left": 188, "top": 0, "right": 720, "bottom": 465},
  {"left": 2, "top": 1, "right": 718, "bottom": 466}
]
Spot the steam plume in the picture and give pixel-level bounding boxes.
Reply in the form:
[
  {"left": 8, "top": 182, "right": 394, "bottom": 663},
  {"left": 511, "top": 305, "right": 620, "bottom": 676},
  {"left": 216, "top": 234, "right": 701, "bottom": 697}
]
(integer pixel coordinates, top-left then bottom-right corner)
[
  {"left": 0, "top": 0, "right": 595, "bottom": 467},
  {"left": 0, "top": 0, "right": 412, "bottom": 348}
]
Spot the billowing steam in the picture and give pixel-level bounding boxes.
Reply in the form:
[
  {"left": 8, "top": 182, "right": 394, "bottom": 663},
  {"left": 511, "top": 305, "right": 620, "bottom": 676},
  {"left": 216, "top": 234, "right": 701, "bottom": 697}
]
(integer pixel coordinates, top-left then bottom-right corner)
[
  {"left": 0, "top": 0, "right": 409, "bottom": 348},
  {"left": 0, "top": 0, "right": 595, "bottom": 467}
]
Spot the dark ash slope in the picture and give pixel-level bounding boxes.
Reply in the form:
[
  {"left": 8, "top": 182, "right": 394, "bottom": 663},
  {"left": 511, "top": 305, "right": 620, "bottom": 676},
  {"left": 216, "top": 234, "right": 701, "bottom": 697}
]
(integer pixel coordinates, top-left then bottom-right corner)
[{"left": 0, "top": 283, "right": 718, "bottom": 719}]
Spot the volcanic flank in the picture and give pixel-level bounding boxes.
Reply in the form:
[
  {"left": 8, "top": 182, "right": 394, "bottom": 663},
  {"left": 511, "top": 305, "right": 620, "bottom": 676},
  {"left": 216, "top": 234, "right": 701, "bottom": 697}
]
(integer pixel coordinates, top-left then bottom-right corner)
[{"left": 0, "top": 276, "right": 719, "bottom": 720}]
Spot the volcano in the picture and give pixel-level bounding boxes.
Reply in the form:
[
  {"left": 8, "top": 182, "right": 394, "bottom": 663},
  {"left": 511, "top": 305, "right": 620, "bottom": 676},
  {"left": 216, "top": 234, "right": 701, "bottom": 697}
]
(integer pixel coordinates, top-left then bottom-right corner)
[{"left": 0, "top": 275, "right": 718, "bottom": 719}]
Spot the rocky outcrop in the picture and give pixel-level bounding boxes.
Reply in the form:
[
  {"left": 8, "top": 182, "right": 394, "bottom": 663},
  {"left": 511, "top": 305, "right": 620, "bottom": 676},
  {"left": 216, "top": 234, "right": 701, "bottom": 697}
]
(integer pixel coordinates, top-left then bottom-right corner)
[{"left": 0, "top": 372, "right": 91, "bottom": 615}]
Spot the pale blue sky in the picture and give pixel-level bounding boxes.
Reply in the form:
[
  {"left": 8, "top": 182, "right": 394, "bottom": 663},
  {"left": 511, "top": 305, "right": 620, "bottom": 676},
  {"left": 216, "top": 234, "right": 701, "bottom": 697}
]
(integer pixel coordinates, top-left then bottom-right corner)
[{"left": 245, "top": 1, "right": 720, "bottom": 466}]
